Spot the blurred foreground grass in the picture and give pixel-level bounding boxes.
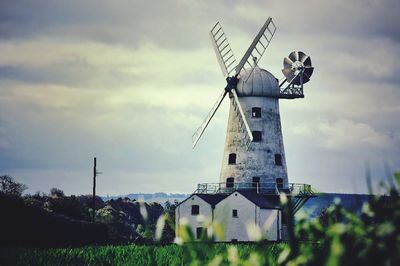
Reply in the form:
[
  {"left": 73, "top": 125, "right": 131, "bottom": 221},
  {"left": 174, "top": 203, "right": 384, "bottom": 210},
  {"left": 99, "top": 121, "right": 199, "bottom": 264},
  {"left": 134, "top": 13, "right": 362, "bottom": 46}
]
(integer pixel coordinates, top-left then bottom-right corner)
[{"left": 0, "top": 243, "right": 285, "bottom": 266}]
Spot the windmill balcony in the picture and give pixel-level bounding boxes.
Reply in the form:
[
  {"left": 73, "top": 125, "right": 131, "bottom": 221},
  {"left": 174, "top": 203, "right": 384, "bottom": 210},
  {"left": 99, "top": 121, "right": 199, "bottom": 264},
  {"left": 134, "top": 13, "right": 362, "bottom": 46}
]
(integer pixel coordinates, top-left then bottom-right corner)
[{"left": 194, "top": 182, "right": 313, "bottom": 196}]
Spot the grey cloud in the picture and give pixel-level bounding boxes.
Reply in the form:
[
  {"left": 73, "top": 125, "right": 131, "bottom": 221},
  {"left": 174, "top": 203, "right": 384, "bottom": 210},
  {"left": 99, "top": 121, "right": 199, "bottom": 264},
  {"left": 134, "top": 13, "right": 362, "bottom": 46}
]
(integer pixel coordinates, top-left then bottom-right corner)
[
  {"left": 0, "top": 0, "right": 225, "bottom": 49},
  {"left": 0, "top": 60, "right": 142, "bottom": 89},
  {"left": 0, "top": 0, "right": 399, "bottom": 195},
  {"left": 1, "top": 0, "right": 399, "bottom": 50},
  {"left": 274, "top": 0, "right": 400, "bottom": 43}
]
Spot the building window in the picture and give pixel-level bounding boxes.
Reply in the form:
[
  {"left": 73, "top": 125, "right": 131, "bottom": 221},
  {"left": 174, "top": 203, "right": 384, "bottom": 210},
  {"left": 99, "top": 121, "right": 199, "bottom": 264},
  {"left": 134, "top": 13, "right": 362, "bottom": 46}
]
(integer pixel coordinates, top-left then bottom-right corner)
[
  {"left": 228, "top": 153, "right": 236, "bottom": 164},
  {"left": 196, "top": 227, "right": 204, "bottom": 239},
  {"left": 232, "top": 209, "right": 238, "bottom": 217},
  {"left": 191, "top": 205, "right": 199, "bottom": 215},
  {"left": 252, "top": 131, "right": 262, "bottom": 142},
  {"left": 226, "top": 177, "right": 234, "bottom": 188},
  {"left": 276, "top": 178, "right": 283, "bottom": 189},
  {"left": 252, "top": 107, "right": 261, "bottom": 118},
  {"left": 275, "top": 154, "right": 282, "bottom": 166},
  {"left": 252, "top": 176, "right": 260, "bottom": 191}
]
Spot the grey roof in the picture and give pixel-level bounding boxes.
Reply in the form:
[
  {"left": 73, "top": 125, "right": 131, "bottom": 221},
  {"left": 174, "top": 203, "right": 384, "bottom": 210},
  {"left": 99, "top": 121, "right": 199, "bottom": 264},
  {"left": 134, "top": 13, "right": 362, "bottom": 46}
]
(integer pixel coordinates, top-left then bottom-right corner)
[
  {"left": 197, "top": 194, "right": 228, "bottom": 206},
  {"left": 236, "top": 191, "right": 281, "bottom": 209},
  {"left": 176, "top": 191, "right": 280, "bottom": 209},
  {"left": 236, "top": 66, "right": 279, "bottom": 97}
]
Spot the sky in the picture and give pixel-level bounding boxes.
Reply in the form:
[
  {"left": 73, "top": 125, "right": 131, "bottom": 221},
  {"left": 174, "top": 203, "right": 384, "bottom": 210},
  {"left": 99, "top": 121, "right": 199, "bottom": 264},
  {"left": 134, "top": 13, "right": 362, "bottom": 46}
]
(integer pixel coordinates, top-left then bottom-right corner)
[{"left": 0, "top": 0, "right": 399, "bottom": 196}]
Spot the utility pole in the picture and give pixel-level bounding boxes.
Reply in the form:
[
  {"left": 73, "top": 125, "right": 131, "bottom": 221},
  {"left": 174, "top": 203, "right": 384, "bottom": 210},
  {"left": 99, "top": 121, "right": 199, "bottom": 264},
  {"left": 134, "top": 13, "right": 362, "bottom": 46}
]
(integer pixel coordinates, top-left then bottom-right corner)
[{"left": 92, "top": 157, "right": 101, "bottom": 223}]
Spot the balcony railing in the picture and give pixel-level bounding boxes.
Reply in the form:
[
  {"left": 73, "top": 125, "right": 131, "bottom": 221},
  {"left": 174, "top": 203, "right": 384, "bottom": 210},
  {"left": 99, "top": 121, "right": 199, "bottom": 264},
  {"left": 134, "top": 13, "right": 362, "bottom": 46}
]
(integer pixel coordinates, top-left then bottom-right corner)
[{"left": 194, "top": 182, "right": 313, "bottom": 196}]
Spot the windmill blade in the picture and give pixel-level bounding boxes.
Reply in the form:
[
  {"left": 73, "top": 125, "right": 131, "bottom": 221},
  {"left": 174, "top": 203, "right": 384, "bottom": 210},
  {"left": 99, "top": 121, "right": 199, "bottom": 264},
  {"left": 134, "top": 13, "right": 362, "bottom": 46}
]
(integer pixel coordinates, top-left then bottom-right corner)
[
  {"left": 298, "top": 51, "right": 306, "bottom": 61},
  {"left": 210, "top": 22, "right": 237, "bottom": 77},
  {"left": 288, "top": 51, "right": 297, "bottom": 63},
  {"left": 304, "top": 67, "right": 314, "bottom": 80},
  {"left": 235, "top": 17, "right": 276, "bottom": 76},
  {"left": 192, "top": 89, "right": 228, "bottom": 149},
  {"left": 231, "top": 89, "right": 253, "bottom": 149},
  {"left": 302, "top": 56, "right": 312, "bottom": 67},
  {"left": 282, "top": 67, "right": 296, "bottom": 82},
  {"left": 283, "top": 57, "right": 293, "bottom": 69}
]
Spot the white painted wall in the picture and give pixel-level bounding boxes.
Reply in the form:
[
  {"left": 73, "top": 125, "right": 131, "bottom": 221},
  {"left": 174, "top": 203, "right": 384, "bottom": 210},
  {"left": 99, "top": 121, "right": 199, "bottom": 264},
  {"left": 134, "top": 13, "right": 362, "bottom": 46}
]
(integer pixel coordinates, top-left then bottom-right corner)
[
  {"left": 259, "top": 209, "right": 280, "bottom": 241},
  {"left": 176, "top": 193, "right": 282, "bottom": 242},
  {"left": 219, "top": 94, "right": 289, "bottom": 191},
  {"left": 214, "top": 192, "right": 257, "bottom": 241},
  {"left": 175, "top": 195, "right": 212, "bottom": 239}
]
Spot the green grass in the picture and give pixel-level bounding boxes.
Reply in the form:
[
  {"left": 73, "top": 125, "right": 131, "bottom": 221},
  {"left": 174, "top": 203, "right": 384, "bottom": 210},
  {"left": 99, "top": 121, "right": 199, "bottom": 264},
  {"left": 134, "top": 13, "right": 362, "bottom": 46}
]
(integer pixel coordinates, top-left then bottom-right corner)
[{"left": 0, "top": 243, "right": 285, "bottom": 266}]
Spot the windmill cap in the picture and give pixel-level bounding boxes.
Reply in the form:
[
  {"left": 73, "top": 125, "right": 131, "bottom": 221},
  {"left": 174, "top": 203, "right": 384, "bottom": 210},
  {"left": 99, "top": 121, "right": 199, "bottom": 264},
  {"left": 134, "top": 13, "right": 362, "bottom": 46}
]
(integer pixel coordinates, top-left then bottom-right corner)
[{"left": 236, "top": 66, "right": 279, "bottom": 97}]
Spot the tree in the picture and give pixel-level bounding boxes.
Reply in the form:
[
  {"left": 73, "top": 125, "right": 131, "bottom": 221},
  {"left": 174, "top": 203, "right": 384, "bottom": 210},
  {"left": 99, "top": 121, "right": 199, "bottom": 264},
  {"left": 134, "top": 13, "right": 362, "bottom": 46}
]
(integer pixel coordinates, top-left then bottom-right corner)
[
  {"left": 162, "top": 200, "right": 180, "bottom": 242},
  {"left": 50, "top": 187, "right": 65, "bottom": 198},
  {"left": 0, "top": 175, "right": 27, "bottom": 196}
]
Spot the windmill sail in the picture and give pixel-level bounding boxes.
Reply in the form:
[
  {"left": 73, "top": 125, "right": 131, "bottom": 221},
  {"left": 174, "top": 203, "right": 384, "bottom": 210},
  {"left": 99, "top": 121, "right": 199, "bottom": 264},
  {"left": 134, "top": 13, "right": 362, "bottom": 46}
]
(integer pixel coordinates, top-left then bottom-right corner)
[
  {"left": 235, "top": 17, "right": 276, "bottom": 77},
  {"left": 231, "top": 89, "right": 253, "bottom": 149},
  {"left": 192, "top": 90, "right": 228, "bottom": 149},
  {"left": 210, "top": 22, "right": 237, "bottom": 77}
]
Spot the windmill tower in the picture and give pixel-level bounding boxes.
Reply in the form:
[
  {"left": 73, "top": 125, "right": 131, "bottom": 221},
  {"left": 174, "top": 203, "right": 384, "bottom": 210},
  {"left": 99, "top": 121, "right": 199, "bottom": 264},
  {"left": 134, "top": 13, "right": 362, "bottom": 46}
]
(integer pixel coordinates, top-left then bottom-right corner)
[{"left": 192, "top": 18, "right": 314, "bottom": 194}]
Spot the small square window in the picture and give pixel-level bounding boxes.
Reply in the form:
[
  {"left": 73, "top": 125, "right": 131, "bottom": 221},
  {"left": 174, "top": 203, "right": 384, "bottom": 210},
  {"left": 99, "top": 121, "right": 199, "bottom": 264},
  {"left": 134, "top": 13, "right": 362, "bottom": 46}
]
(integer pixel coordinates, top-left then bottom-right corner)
[
  {"left": 275, "top": 154, "right": 282, "bottom": 166},
  {"left": 276, "top": 178, "right": 283, "bottom": 189},
  {"left": 232, "top": 209, "right": 238, "bottom": 217},
  {"left": 252, "top": 131, "right": 262, "bottom": 142},
  {"left": 226, "top": 177, "right": 234, "bottom": 188},
  {"left": 252, "top": 107, "right": 261, "bottom": 118},
  {"left": 228, "top": 153, "right": 236, "bottom": 164},
  {"left": 252, "top": 177, "right": 260, "bottom": 190},
  {"left": 191, "top": 205, "right": 199, "bottom": 215}
]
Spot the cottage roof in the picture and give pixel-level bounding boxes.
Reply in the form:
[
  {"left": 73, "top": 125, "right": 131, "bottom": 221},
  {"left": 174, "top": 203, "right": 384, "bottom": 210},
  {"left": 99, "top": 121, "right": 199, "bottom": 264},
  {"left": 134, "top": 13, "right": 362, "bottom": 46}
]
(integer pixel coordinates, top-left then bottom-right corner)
[
  {"left": 197, "top": 194, "right": 228, "bottom": 206},
  {"left": 236, "top": 191, "right": 281, "bottom": 209}
]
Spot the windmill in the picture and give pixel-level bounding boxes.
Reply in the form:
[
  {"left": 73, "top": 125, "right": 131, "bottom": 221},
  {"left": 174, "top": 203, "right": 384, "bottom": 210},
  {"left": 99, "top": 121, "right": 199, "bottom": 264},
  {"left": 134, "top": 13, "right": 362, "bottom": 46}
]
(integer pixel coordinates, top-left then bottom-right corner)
[{"left": 192, "top": 17, "right": 314, "bottom": 193}]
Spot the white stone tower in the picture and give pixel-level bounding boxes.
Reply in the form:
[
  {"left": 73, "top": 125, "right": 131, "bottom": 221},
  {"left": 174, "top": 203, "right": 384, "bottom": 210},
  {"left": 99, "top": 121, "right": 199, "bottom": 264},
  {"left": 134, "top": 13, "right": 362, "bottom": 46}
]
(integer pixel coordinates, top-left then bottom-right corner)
[
  {"left": 192, "top": 18, "right": 313, "bottom": 194},
  {"left": 219, "top": 66, "right": 288, "bottom": 191}
]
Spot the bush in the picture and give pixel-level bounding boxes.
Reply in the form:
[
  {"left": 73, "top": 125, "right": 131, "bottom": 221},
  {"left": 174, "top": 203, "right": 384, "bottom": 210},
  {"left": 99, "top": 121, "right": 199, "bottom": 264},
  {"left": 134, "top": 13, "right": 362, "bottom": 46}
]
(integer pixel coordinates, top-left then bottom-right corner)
[{"left": 278, "top": 172, "right": 400, "bottom": 266}]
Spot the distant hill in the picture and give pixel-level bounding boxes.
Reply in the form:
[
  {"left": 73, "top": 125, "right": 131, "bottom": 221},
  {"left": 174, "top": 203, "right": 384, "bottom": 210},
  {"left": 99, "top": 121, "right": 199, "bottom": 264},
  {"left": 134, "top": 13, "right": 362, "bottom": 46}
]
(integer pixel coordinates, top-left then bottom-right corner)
[
  {"left": 101, "top": 192, "right": 190, "bottom": 204},
  {"left": 299, "top": 193, "right": 372, "bottom": 220}
]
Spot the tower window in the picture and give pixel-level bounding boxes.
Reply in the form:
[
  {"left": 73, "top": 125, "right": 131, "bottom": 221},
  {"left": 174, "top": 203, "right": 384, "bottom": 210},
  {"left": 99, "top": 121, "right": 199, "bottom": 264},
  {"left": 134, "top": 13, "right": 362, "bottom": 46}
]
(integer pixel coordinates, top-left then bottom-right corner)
[
  {"left": 276, "top": 178, "right": 283, "bottom": 189},
  {"left": 252, "top": 131, "right": 262, "bottom": 142},
  {"left": 191, "top": 205, "right": 199, "bottom": 215},
  {"left": 228, "top": 153, "right": 236, "bottom": 164},
  {"left": 226, "top": 177, "right": 234, "bottom": 188},
  {"left": 232, "top": 209, "right": 238, "bottom": 217},
  {"left": 252, "top": 107, "right": 261, "bottom": 118},
  {"left": 275, "top": 154, "right": 282, "bottom": 166},
  {"left": 252, "top": 176, "right": 260, "bottom": 190}
]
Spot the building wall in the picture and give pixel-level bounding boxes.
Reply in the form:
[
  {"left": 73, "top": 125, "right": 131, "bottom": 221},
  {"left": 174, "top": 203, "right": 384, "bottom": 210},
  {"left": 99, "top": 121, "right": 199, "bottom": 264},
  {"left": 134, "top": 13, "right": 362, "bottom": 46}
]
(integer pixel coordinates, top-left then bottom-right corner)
[
  {"left": 219, "top": 96, "right": 289, "bottom": 190},
  {"left": 214, "top": 192, "right": 257, "bottom": 241},
  {"left": 175, "top": 193, "right": 282, "bottom": 242},
  {"left": 175, "top": 195, "right": 212, "bottom": 239},
  {"left": 259, "top": 208, "right": 280, "bottom": 241}
]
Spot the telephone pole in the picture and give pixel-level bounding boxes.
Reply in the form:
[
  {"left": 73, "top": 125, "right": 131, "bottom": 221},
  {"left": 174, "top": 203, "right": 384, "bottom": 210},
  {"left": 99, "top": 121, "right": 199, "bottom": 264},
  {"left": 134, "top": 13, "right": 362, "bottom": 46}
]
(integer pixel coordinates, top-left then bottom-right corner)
[{"left": 92, "top": 157, "right": 101, "bottom": 223}]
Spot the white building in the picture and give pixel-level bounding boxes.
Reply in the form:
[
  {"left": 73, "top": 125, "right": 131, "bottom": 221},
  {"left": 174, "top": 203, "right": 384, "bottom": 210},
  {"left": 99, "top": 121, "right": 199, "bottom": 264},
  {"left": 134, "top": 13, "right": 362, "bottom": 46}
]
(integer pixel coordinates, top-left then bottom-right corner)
[
  {"left": 175, "top": 191, "right": 283, "bottom": 242},
  {"left": 219, "top": 67, "right": 290, "bottom": 192}
]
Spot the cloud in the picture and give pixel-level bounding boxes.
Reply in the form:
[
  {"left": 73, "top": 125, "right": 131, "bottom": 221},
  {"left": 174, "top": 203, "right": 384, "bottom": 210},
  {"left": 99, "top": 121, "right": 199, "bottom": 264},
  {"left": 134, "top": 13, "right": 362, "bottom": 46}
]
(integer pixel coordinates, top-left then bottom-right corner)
[
  {"left": 292, "top": 119, "right": 394, "bottom": 151},
  {"left": 0, "top": 0, "right": 227, "bottom": 49},
  {"left": 0, "top": 0, "right": 399, "bottom": 195}
]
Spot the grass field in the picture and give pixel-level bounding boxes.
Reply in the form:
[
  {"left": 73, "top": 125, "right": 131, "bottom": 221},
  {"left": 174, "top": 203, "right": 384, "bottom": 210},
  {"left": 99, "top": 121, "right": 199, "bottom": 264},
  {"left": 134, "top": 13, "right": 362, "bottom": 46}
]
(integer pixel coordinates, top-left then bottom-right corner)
[{"left": 0, "top": 243, "right": 284, "bottom": 266}]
